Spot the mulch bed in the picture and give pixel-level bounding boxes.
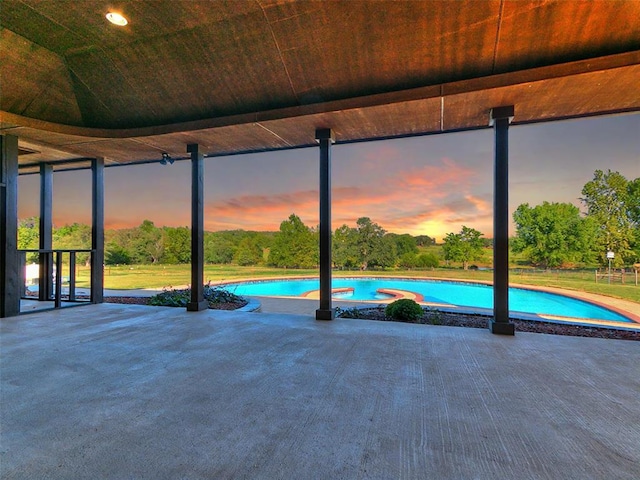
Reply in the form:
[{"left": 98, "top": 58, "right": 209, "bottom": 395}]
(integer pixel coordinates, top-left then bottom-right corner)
[
  {"left": 104, "top": 296, "right": 247, "bottom": 311},
  {"left": 336, "top": 307, "right": 640, "bottom": 341}
]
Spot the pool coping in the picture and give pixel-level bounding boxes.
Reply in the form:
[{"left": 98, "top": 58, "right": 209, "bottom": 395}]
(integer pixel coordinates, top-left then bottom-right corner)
[{"left": 214, "top": 275, "right": 640, "bottom": 328}]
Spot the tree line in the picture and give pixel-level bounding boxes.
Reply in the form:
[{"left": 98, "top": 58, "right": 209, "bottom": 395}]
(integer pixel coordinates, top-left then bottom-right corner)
[
  {"left": 269, "top": 214, "right": 439, "bottom": 270},
  {"left": 440, "top": 170, "right": 639, "bottom": 270},
  {"left": 17, "top": 214, "right": 437, "bottom": 270},
  {"left": 17, "top": 169, "right": 638, "bottom": 270},
  {"left": 512, "top": 170, "right": 639, "bottom": 268}
]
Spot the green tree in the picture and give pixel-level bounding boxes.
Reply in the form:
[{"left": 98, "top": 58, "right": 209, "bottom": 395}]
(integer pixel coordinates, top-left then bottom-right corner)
[
  {"left": 386, "top": 233, "right": 418, "bottom": 257},
  {"left": 581, "top": 170, "right": 635, "bottom": 265},
  {"left": 54, "top": 222, "right": 92, "bottom": 265},
  {"left": 398, "top": 252, "right": 418, "bottom": 269},
  {"left": 414, "top": 235, "right": 435, "bottom": 247},
  {"left": 333, "top": 225, "right": 359, "bottom": 269},
  {"left": 269, "top": 214, "right": 317, "bottom": 268},
  {"left": 416, "top": 252, "right": 439, "bottom": 269},
  {"left": 202, "top": 230, "right": 271, "bottom": 265},
  {"left": 18, "top": 217, "right": 40, "bottom": 262},
  {"left": 204, "top": 232, "right": 236, "bottom": 264},
  {"left": 106, "top": 228, "right": 138, "bottom": 264},
  {"left": 368, "top": 234, "right": 397, "bottom": 268},
  {"left": 105, "top": 242, "right": 131, "bottom": 265},
  {"left": 132, "top": 220, "right": 164, "bottom": 264},
  {"left": 512, "top": 202, "right": 597, "bottom": 268},
  {"left": 54, "top": 222, "right": 92, "bottom": 248},
  {"left": 627, "top": 178, "right": 640, "bottom": 226},
  {"left": 162, "top": 227, "right": 191, "bottom": 264},
  {"left": 442, "top": 226, "right": 484, "bottom": 269},
  {"left": 626, "top": 178, "right": 640, "bottom": 261},
  {"left": 354, "top": 217, "right": 386, "bottom": 270},
  {"left": 233, "top": 236, "right": 263, "bottom": 266}
]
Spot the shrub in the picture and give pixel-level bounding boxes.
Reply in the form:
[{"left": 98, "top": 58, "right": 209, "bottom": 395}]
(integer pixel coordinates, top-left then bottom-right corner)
[
  {"left": 398, "top": 252, "right": 418, "bottom": 269},
  {"left": 202, "top": 284, "right": 244, "bottom": 304},
  {"left": 416, "top": 252, "right": 439, "bottom": 269},
  {"left": 385, "top": 299, "right": 424, "bottom": 322},
  {"left": 335, "top": 306, "right": 365, "bottom": 318},
  {"left": 149, "top": 285, "right": 244, "bottom": 308},
  {"left": 149, "top": 287, "right": 190, "bottom": 307}
]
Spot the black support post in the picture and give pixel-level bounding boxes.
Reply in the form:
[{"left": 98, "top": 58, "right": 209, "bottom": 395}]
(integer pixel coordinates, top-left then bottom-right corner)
[
  {"left": 69, "top": 251, "right": 76, "bottom": 301},
  {"left": 54, "top": 252, "right": 62, "bottom": 309},
  {"left": 187, "top": 143, "right": 208, "bottom": 311},
  {"left": 0, "top": 134, "right": 20, "bottom": 317},
  {"left": 489, "top": 106, "right": 515, "bottom": 335},
  {"left": 39, "top": 163, "right": 53, "bottom": 301},
  {"left": 315, "top": 128, "right": 335, "bottom": 321},
  {"left": 91, "top": 157, "right": 104, "bottom": 304}
]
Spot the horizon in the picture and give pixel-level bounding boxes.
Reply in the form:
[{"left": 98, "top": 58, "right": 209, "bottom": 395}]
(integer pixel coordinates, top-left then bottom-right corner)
[{"left": 18, "top": 114, "right": 639, "bottom": 243}]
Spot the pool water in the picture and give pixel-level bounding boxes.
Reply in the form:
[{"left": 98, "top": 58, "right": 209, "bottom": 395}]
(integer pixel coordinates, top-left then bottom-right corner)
[{"left": 225, "top": 277, "right": 632, "bottom": 323}]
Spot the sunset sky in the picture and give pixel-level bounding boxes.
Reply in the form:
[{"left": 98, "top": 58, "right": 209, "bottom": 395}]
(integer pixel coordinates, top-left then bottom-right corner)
[{"left": 18, "top": 114, "right": 639, "bottom": 242}]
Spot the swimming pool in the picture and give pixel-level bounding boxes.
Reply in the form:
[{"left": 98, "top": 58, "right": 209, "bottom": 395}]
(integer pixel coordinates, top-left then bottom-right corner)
[{"left": 224, "top": 277, "right": 633, "bottom": 323}]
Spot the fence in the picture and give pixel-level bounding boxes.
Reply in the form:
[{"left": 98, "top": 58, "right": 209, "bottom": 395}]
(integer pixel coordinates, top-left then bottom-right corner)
[
  {"left": 512, "top": 267, "right": 638, "bottom": 286},
  {"left": 595, "top": 268, "right": 638, "bottom": 286},
  {"left": 19, "top": 249, "right": 95, "bottom": 309}
]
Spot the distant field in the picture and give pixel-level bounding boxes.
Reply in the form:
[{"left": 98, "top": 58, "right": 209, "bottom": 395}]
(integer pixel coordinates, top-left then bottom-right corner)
[{"left": 70, "top": 263, "right": 640, "bottom": 304}]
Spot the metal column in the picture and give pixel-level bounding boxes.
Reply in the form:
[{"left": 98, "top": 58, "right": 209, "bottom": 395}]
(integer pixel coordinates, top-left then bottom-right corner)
[
  {"left": 91, "top": 157, "right": 104, "bottom": 303},
  {"left": 315, "top": 128, "right": 335, "bottom": 321},
  {"left": 39, "top": 163, "right": 53, "bottom": 301},
  {"left": 187, "top": 143, "right": 208, "bottom": 311},
  {"left": 489, "top": 106, "right": 515, "bottom": 335},
  {"left": 0, "top": 135, "right": 20, "bottom": 317}
]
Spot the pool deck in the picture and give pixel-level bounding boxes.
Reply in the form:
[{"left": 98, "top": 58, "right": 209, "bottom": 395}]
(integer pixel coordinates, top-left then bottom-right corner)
[
  {"left": 2, "top": 303, "right": 639, "bottom": 479},
  {"left": 20, "top": 278, "right": 640, "bottom": 328},
  {"left": 510, "top": 283, "right": 640, "bottom": 322},
  {"left": 254, "top": 296, "right": 640, "bottom": 333},
  {"left": 214, "top": 275, "right": 640, "bottom": 323}
]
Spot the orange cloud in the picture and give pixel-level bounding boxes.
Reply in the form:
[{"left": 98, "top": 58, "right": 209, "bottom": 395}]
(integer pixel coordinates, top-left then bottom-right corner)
[
  {"left": 464, "top": 194, "right": 491, "bottom": 214},
  {"left": 332, "top": 160, "right": 492, "bottom": 239},
  {"left": 395, "top": 157, "right": 476, "bottom": 190},
  {"left": 80, "top": 156, "right": 495, "bottom": 240},
  {"left": 200, "top": 157, "right": 493, "bottom": 240},
  {"left": 204, "top": 187, "right": 371, "bottom": 231}
]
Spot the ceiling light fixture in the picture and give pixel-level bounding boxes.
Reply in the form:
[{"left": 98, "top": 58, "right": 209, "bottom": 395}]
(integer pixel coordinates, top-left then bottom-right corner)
[
  {"left": 106, "top": 12, "right": 128, "bottom": 26},
  {"left": 160, "top": 153, "right": 174, "bottom": 165}
]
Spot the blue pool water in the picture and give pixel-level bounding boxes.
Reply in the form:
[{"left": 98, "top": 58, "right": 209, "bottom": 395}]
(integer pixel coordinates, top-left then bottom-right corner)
[{"left": 225, "top": 277, "right": 632, "bottom": 322}]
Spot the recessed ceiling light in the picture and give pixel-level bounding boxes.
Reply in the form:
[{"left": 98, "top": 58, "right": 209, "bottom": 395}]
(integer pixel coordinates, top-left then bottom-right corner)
[{"left": 106, "top": 12, "right": 128, "bottom": 26}]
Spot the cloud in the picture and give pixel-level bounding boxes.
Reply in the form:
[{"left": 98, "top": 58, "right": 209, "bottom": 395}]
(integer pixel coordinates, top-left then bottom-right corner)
[
  {"left": 204, "top": 187, "right": 369, "bottom": 230},
  {"left": 464, "top": 194, "right": 491, "bottom": 214},
  {"left": 20, "top": 116, "right": 637, "bottom": 240},
  {"left": 200, "top": 157, "right": 493, "bottom": 240},
  {"left": 71, "top": 155, "right": 494, "bottom": 240},
  {"left": 331, "top": 160, "right": 492, "bottom": 239},
  {"left": 395, "top": 157, "right": 477, "bottom": 190},
  {"left": 210, "top": 190, "right": 318, "bottom": 216}
]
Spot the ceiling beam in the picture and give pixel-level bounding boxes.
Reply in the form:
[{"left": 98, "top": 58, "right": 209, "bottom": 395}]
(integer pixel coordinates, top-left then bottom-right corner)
[{"left": 2, "top": 51, "right": 638, "bottom": 141}]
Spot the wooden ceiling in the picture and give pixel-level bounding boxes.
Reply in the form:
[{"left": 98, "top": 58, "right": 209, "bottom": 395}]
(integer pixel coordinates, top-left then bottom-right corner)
[{"left": 1, "top": 0, "right": 639, "bottom": 171}]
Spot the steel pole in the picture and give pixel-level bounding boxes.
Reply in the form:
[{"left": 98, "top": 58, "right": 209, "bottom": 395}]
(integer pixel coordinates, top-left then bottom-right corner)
[
  {"left": 316, "top": 128, "right": 335, "bottom": 320},
  {"left": 489, "top": 107, "right": 515, "bottom": 335},
  {"left": 90, "top": 157, "right": 104, "bottom": 304},
  {"left": 187, "top": 144, "right": 208, "bottom": 311}
]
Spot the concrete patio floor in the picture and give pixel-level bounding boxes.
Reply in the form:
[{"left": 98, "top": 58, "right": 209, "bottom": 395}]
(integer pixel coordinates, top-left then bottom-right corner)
[{"left": 1, "top": 304, "right": 639, "bottom": 479}]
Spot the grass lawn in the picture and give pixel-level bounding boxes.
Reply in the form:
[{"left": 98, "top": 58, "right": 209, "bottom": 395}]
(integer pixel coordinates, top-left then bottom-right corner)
[
  {"left": 98, "top": 264, "right": 321, "bottom": 289},
  {"left": 71, "top": 264, "right": 640, "bottom": 304}
]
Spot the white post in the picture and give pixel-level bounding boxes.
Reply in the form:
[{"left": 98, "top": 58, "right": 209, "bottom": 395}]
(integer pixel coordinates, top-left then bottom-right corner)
[{"left": 607, "top": 251, "right": 615, "bottom": 284}]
